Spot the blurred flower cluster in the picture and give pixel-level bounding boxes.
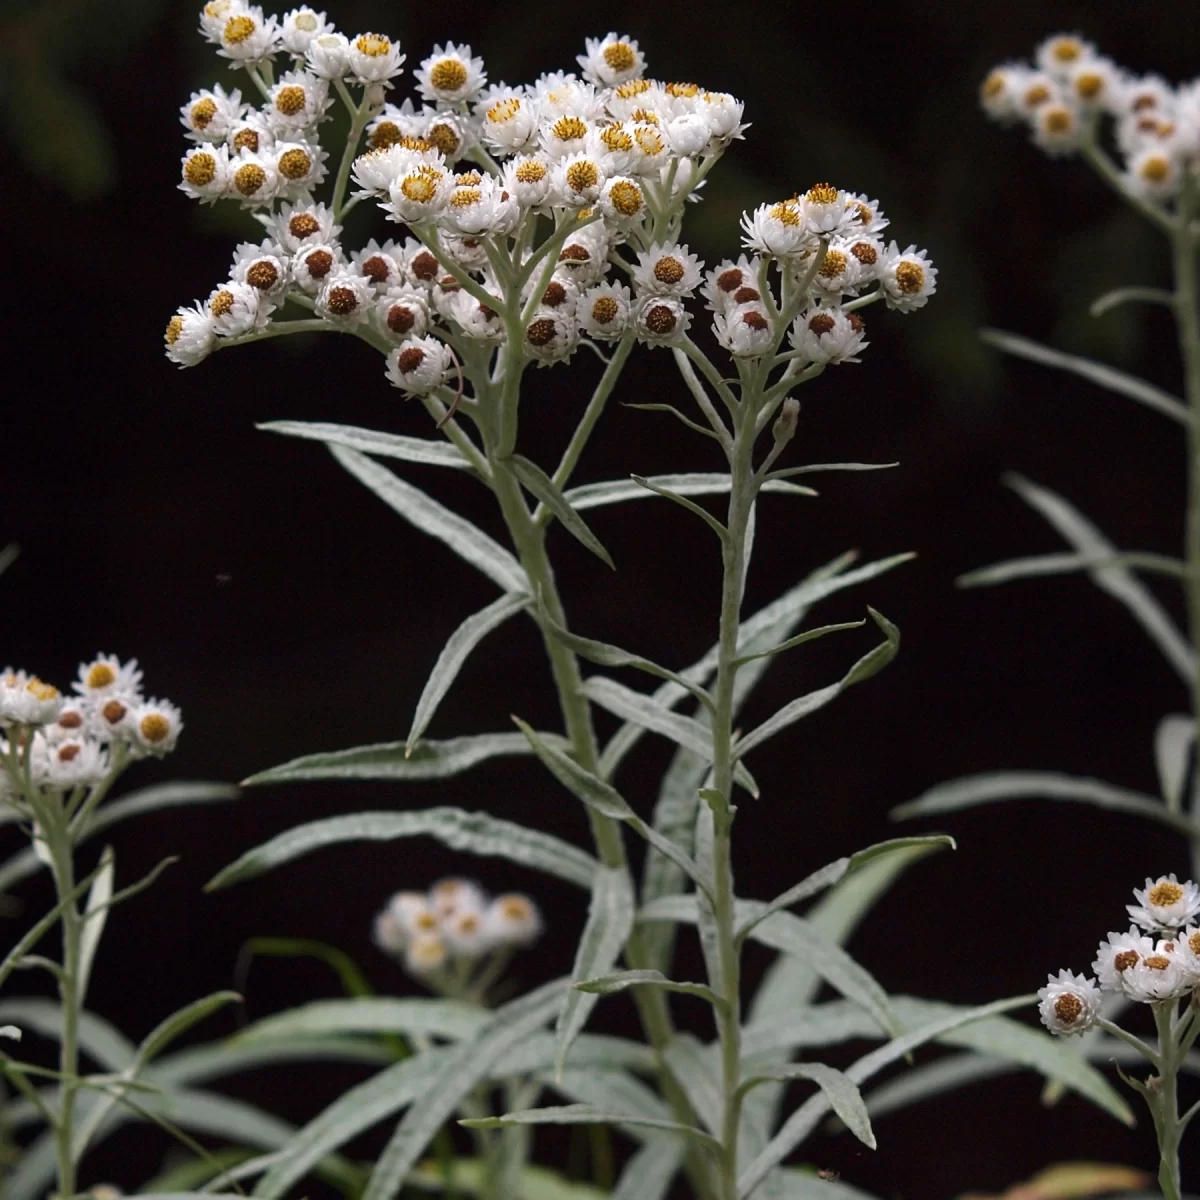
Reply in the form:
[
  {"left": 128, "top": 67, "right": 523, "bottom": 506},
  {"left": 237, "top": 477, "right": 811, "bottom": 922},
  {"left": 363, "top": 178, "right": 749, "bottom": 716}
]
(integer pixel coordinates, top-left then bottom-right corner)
[
  {"left": 1, "top": 655, "right": 182, "bottom": 804},
  {"left": 167, "top": 2, "right": 935, "bottom": 383},
  {"left": 981, "top": 32, "right": 1200, "bottom": 198}
]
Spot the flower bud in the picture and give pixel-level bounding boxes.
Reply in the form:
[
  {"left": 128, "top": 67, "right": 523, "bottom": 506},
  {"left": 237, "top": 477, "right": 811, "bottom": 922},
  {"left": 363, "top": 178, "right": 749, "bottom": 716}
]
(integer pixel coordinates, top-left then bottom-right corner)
[{"left": 772, "top": 397, "right": 800, "bottom": 447}]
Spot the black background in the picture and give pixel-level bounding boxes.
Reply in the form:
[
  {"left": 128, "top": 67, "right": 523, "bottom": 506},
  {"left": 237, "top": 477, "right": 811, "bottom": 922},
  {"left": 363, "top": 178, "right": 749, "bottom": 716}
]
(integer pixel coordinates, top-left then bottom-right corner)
[{"left": 2, "top": 0, "right": 1198, "bottom": 1195}]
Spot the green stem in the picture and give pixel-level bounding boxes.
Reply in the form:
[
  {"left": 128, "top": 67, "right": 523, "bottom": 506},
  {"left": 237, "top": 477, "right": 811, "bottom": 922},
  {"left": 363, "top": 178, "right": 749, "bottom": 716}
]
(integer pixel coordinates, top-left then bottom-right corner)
[
  {"left": 330, "top": 80, "right": 374, "bottom": 221},
  {"left": 1153, "top": 1001, "right": 1185, "bottom": 1200}
]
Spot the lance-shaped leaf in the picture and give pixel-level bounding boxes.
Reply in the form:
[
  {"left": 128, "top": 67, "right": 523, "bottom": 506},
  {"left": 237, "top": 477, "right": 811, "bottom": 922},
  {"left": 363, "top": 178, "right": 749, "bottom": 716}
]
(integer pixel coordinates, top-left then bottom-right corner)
[
  {"left": 740, "top": 1001, "right": 881, "bottom": 1060},
  {"left": 891, "top": 771, "right": 1195, "bottom": 836},
  {"left": 767, "top": 462, "right": 897, "bottom": 480},
  {"left": 504, "top": 454, "right": 615, "bottom": 568},
  {"left": 1156, "top": 714, "right": 1195, "bottom": 812},
  {"left": 407, "top": 1160, "right": 609, "bottom": 1199},
  {"left": 611, "top": 1137, "right": 684, "bottom": 1200},
  {"left": 556, "top": 866, "right": 635, "bottom": 1080},
  {"left": 361, "top": 980, "right": 567, "bottom": 1200},
  {"left": 407, "top": 592, "right": 531, "bottom": 752},
  {"left": 234, "top": 997, "right": 487, "bottom": 1044},
  {"left": 242, "top": 731, "right": 564, "bottom": 787},
  {"left": 564, "top": 473, "right": 816, "bottom": 510},
  {"left": 77, "top": 847, "right": 114, "bottom": 1009},
  {"left": 330, "top": 445, "right": 527, "bottom": 593},
  {"left": 732, "top": 620, "right": 866, "bottom": 668},
  {"left": 461, "top": 1104, "right": 721, "bottom": 1151},
  {"left": 0, "top": 999, "right": 133, "bottom": 1076},
  {"left": 208, "top": 807, "right": 598, "bottom": 892},
  {"left": 662, "top": 1034, "right": 721, "bottom": 1134},
  {"left": 574, "top": 969, "right": 722, "bottom": 1008},
  {"left": 259, "top": 420, "right": 473, "bottom": 470},
  {"left": 737, "top": 1062, "right": 875, "bottom": 1150},
  {"left": 631, "top": 475, "right": 729, "bottom": 541},
  {"left": 980, "top": 327, "right": 1191, "bottom": 425},
  {"left": 959, "top": 550, "right": 1186, "bottom": 588},
  {"left": 758, "top": 1170, "right": 882, "bottom": 1198},
  {"left": 539, "top": 609, "right": 714, "bottom": 712},
  {"left": 1001, "top": 474, "right": 1194, "bottom": 682},
  {"left": 0, "top": 544, "right": 18, "bottom": 577},
  {"left": 735, "top": 610, "right": 899, "bottom": 758}
]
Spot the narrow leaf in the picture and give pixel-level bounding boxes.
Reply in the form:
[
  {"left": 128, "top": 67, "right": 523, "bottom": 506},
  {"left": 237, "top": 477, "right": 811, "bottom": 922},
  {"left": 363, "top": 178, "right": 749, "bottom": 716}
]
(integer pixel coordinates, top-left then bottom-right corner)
[
  {"left": 461, "top": 1104, "right": 720, "bottom": 1150},
  {"left": 736, "top": 859, "right": 850, "bottom": 941},
  {"left": 565, "top": 473, "right": 814, "bottom": 510},
  {"left": 980, "top": 327, "right": 1191, "bottom": 425},
  {"left": 959, "top": 550, "right": 1186, "bottom": 587},
  {"left": 662, "top": 1034, "right": 722, "bottom": 1134},
  {"left": 235, "top": 997, "right": 487, "bottom": 1044},
  {"left": 1156, "top": 714, "right": 1195, "bottom": 812},
  {"left": 243, "top": 731, "right": 561, "bottom": 787},
  {"left": 574, "top": 969, "right": 721, "bottom": 1007},
  {"left": 584, "top": 677, "right": 715, "bottom": 759},
  {"left": 891, "top": 771, "right": 1194, "bottom": 836},
  {"left": 0, "top": 544, "right": 19, "bottom": 577},
  {"left": 505, "top": 454, "right": 615, "bottom": 568},
  {"left": 139, "top": 993, "right": 241, "bottom": 1065},
  {"left": 330, "top": 445, "right": 527, "bottom": 593},
  {"left": 259, "top": 420, "right": 472, "bottom": 470},
  {"left": 767, "top": 463, "right": 897, "bottom": 480},
  {"left": 77, "top": 847, "right": 114, "bottom": 1008},
  {"left": 0, "top": 868, "right": 101, "bottom": 992},
  {"left": 556, "top": 866, "right": 635, "bottom": 1079},
  {"left": 611, "top": 1137, "right": 684, "bottom": 1200},
  {"left": 739, "top": 1062, "right": 875, "bottom": 1149},
  {"left": 733, "top": 621, "right": 866, "bottom": 667},
  {"left": 407, "top": 592, "right": 530, "bottom": 752},
  {"left": 631, "top": 475, "right": 729, "bottom": 541},
  {"left": 208, "top": 807, "right": 598, "bottom": 891}
]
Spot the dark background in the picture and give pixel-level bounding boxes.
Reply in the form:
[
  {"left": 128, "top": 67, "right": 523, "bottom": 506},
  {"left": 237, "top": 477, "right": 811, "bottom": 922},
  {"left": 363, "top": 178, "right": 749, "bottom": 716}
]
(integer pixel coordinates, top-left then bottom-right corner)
[{"left": 1, "top": 0, "right": 1196, "bottom": 1195}]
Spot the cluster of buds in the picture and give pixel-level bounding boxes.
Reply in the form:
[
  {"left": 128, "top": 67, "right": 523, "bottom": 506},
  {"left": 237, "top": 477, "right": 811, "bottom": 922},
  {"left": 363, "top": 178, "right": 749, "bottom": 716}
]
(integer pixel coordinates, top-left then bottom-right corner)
[
  {"left": 0, "top": 655, "right": 181, "bottom": 804},
  {"left": 980, "top": 33, "right": 1200, "bottom": 198},
  {"left": 373, "top": 877, "right": 542, "bottom": 984},
  {"left": 167, "top": 5, "right": 935, "bottom": 382},
  {"left": 1039, "top": 874, "right": 1200, "bottom": 1035}
]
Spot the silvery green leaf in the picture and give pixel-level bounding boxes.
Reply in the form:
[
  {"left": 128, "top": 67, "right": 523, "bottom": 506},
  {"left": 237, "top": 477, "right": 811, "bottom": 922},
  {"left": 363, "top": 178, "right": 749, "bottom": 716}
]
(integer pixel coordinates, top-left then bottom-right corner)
[
  {"left": 1156, "top": 714, "right": 1194, "bottom": 812},
  {"left": 150, "top": 1036, "right": 391, "bottom": 1088},
  {"left": 890, "top": 770, "right": 1193, "bottom": 835},
  {"left": 504, "top": 454, "right": 615, "bottom": 568},
  {"left": 492, "top": 1032, "right": 655, "bottom": 1078},
  {"left": 361, "top": 979, "right": 567, "bottom": 1200},
  {"left": 1003, "top": 474, "right": 1194, "bottom": 682},
  {"left": 758, "top": 1169, "right": 881, "bottom": 1199},
  {"left": 737, "top": 995, "right": 1041, "bottom": 1197},
  {"left": 732, "top": 621, "right": 867, "bottom": 668},
  {"left": 461, "top": 1104, "right": 721, "bottom": 1150},
  {"left": 234, "top": 997, "right": 487, "bottom": 1045},
  {"left": 329, "top": 444, "right": 527, "bottom": 593},
  {"left": 740, "top": 1002, "right": 880, "bottom": 1060},
  {"left": 630, "top": 475, "right": 729, "bottom": 541},
  {"left": 736, "top": 860, "right": 850, "bottom": 942},
  {"left": 407, "top": 592, "right": 531, "bottom": 753},
  {"left": 980, "top": 327, "right": 1191, "bottom": 425},
  {"left": 662, "top": 1034, "right": 721, "bottom": 1134},
  {"left": 611, "top": 1137, "right": 684, "bottom": 1200},
  {"left": 550, "top": 1065, "right": 672, "bottom": 1126},
  {"left": 959, "top": 550, "right": 1186, "bottom": 587},
  {"left": 767, "top": 463, "right": 897, "bottom": 480},
  {"left": 259, "top": 420, "right": 473, "bottom": 469},
  {"left": 77, "top": 847, "right": 114, "bottom": 1009},
  {"left": 0, "top": 999, "right": 132, "bottom": 1077},
  {"left": 739, "top": 1063, "right": 875, "bottom": 1150},
  {"left": 207, "top": 806, "right": 598, "bottom": 892},
  {"left": 565, "top": 473, "right": 815, "bottom": 510},
  {"left": 574, "top": 969, "right": 721, "bottom": 1007},
  {"left": 0, "top": 544, "right": 18, "bottom": 577},
  {"left": 405, "top": 1160, "right": 607, "bottom": 1199},
  {"left": 735, "top": 609, "right": 899, "bottom": 758},
  {"left": 556, "top": 866, "right": 635, "bottom": 1080},
  {"left": 242, "top": 731, "right": 562, "bottom": 787}
]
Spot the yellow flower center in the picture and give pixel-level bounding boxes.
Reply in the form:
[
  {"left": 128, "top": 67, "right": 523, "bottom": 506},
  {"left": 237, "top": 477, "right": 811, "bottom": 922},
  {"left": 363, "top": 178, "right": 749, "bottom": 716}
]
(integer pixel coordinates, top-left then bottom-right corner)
[
  {"left": 602, "top": 43, "right": 636, "bottom": 72},
  {"left": 653, "top": 256, "right": 686, "bottom": 285},
  {"left": 565, "top": 160, "right": 599, "bottom": 193},
  {"left": 401, "top": 170, "right": 440, "bottom": 203},
  {"left": 430, "top": 58, "right": 468, "bottom": 93},
  {"left": 369, "top": 120, "right": 402, "bottom": 149},
  {"left": 488, "top": 97, "right": 523, "bottom": 124},
  {"left": 1053, "top": 993, "right": 1083, "bottom": 1024},
  {"left": 1075, "top": 72, "right": 1104, "bottom": 99},
  {"left": 1150, "top": 881, "right": 1185, "bottom": 907},
  {"left": 1050, "top": 37, "right": 1082, "bottom": 62},
  {"left": 275, "top": 85, "right": 307, "bottom": 116},
  {"left": 140, "top": 712, "right": 171, "bottom": 743},
  {"left": 1042, "top": 106, "right": 1073, "bottom": 135},
  {"left": 165, "top": 315, "right": 184, "bottom": 344},
  {"left": 234, "top": 162, "right": 267, "bottom": 195},
  {"left": 183, "top": 153, "right": 217, "bottom": 187},
  {"left": 807, "top": 182, "right": 839, "bottom": 205},
  {"left": 666, "top": 81, "right": 700, "bottom": 98},
  {"left": 551, "top": 116, "right": 588, "bottom": 143},
  {"left": 1140, "top": 155, "right": 1170, "bottom": 183},
  {"left": 769, "top": 199, "right": 802, "bottom": 227},
  {"left": 223, "top": 14, "right": 256, "bottom": 44},
  {"left": 86, "top": 663, "right": 117, "bottom": 690},
  {"left": 590, "top": 295, "right": 619, "bottom": 324},
  {"left": 278, "top": 148, "right": 312, "bottom": 180},
  {"left": 1113, "top": 950, "right": 1140, "bottom": 972},
  {"left": 355, "top": 32, "right": 390, "bottom": 56},
  {"left": 515, "top": 159, "right": 547, "bottom": 183},
  {"left": 895, "top": 261, "right": 925, "bottom": 294},
  {"left": 607, "top": 179, "right": 643, "bottom": 216},
  {"left": 210, "top": 289, "right": 235, "bottom": 317},
  {"left": 818, "top": 249, "right": 848, "bottom": 279},
  {"left": 1145, "top": 955, "right": 1172, "bottom": 971},
  {"left": 427, "top": 122, "right": 461, "bottom": 156},
  {"left": 449, "top": 186, "right": 482, "bottom": 209},
  {"left": 232, "top": 128, "right": 260, "bottom": 154},
  {"left": 615, "top": 79, "right": 651, "bottom": 99},
  {"left": 191, "top": 97, "right": 218, "bottom": 129},
  {"left": 981, "top": 71, "right": 1006, "bottom": 100},
  {"left": 850, "top": 241, "right": 877, "bottom": 265},
  {"left": 26, "top": 679, "right": 58, "bottom": 702}
]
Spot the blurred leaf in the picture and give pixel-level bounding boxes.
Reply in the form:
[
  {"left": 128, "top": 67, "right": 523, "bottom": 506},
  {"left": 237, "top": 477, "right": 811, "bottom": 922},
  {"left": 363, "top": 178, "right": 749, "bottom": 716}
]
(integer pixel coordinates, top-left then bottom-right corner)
[
  {"left": 574, "top": 969, "right": 720, "bottom": 1006},
  {"left": 236, "top": 936, "right": 374, "bottom": 999},
  {"left": 1155, "top": 714, "right": 1194, "bottom": 812},
  {"left": 77, "top": 846, "right": 114, "bottom": 1009},
  {"left": 235, "top": 997, "right": 486, "bottom": 1044},
  {"left": 564, "top": 474, "right": 814, "bottom": 510},
  {"left": 259, "top": 420, "right": 473, "bottom": 470},
  {"left": 610, "top": 1137, "right": 684, "bottom": 1200},
  {"left": 0, "top": 544, "right": 18, "bottom": 577},
  {"left": 407, "top": 1158, "right": 607, "bottom": 1199},
  {"left": 958, "top": 1160, "right": 1151, "bottom": 1200},
  {"left": 462, "top": 1104, "right": 721, "bottom": 1150}
]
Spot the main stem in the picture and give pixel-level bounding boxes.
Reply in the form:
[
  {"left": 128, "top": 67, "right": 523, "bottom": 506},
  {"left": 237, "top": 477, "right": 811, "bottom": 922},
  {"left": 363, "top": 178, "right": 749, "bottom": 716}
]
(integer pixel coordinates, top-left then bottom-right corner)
[
  {"left": 709, "top": 401, "right": 757, "bottom": 1200},
  {"left": 1153, "top": 1002, "right": 1185, "bottom": 1200},
  {"left": 47, "top": 822, "right": 81, "bottom": 1199}
]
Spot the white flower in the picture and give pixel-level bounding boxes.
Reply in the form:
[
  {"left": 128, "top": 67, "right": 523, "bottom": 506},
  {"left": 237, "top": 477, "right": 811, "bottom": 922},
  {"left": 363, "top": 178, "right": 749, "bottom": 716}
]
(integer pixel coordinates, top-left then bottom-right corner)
[
  {"left": 354, "top": 143, "right": 435, "bottom": 195},
  {"left": 664, "top": 113, "right": 711, "bottom": 157},
  {"left": 438, "top": 288, "right": 504, "bottom": 341},
  {"left": 528, "top": 274, "right": 579, "bottom": 318},
  {"left": 1034, "top": 33, "right": 1097, "bottom": 82},
  {"left": 429, "top": 877, "right": 487, "bottom": 918},
  {"left": 443, "top": 907, "right": 490, "bottom": 957},
  {"left": 533, "top": 71, "right": 600, "bottom": 122},
  {"left": 266, "top": 70, "right": 330, "bottom": 133},
  {"left": 315, "top": 271, "right": 372, "bottom": 326},
  {"left": 130, "top": 698, "right": 183, "bottom": 756},
  {"left": 1124, "top": 146, "right": 1181, "bottom": 200},
  {"left": 279, "top": 7, "right": 332, "bottom": 56},
  {"left": 216, "top": 5, "right": 278, "bottom": 62},
  {"left": 1121, "top": 939, "right": 1191, "bottom": 1002},
  {"left": 180, "top": 83, "right": 245, "bottom": 142},
  {"left": 741, "top": 199, "right": 811, "bottom": 259},
  {"left": 228, "top": 151, "right": 280, "bottom": 207},
  {"left": 0, "top": 672, "right": 62, "bottom": 728},
  {"left": 715, "top": 305, "right": 775, "bottom": 357},
  {"left": 1092, "top": 928, "right": 1156, "bottom": 991},
  {"left": 555, "top": 222, "right": 611, "bottom": 286},
  {"left": 305, "top": 31, "right": 350, "bottom": 80},
  {"left": 231, "top": 240, "right": 289, "bottom": 298},
  {"left": 702, "top": 256, "right": 764, "bottom": 314},
  {"left": 95, "top": 692, "right": 136, "bottom": 739},
  {"left": 634, "top": 295, "right": 691, "bottom": 346},
  {"left": 1030, "top": 101, "right": 1084, "bottom": 157},
  {"left": 597, "top": 175, "right": 646, "bottom": 227},
  {"left": 179, "top": 145, "right": 230, "bottom": 204},
  {"left": 551, "top": 152, "right": 605, "bottom": 206},
  {"left": 165, "top": 302, "right": 216, "bottom": 367},
  {"left": 880, "top": 243, "right": 937, "bottom": 313},
  {"left": 273, "top": 140, "right": 327, "bottom": 194},
  {"left": 346, "top": 32, "right": 405, "bottom": 85},
  {"left": 790, "top": 307, "right": 868, "bottom": 365},
  {"left": 402, "top": 239, "right": 442, "bottom": 287},
  {"left": 385, "top": 336, "right": 454, "bottom": 395},
  {"left": 74, "top": 655, "right": 142, "bottom": 700},
  {"left": 45, "top": 699, "right": 92, "bottom": 743},
  {"left": 440, "top": 177, "right": 519, "bottom": 236},
  {"left": 1118, "top": 75, "right": 1176, "bottom": 119},
  {"left": 405, "top": 932, "right": 447, "bottom": 975},
  {"left": 375, "top": 890, "right": 439, "bottom": 953},
  {"left": 1067, "top": 57, "right": 1120, "bottom": 110},
  {"left": 1014, "top": 73, "right": 1061, "bottom": 119},
  {"left": 697, "top": 91, "right": 745, "bottom": 142},
  {"left": 629, "top": 122, "right": 669, "bottom": 174},
  {"left": 416, "top": 43, "right": 487, "bottom": 106},
  {"left": 843, "top": 192, "right": 889, "bottom": 236},
  {"left": 979, "top": 65, "right": 1031, "bottom": 123},
  {"left": 800, "top": 183, "right": 846, "bottom": 234},
  {"left": 540, "top": 114, "right": 593, "bottom": 161},
  {"left": 577, "top": 33, "right": 644, "bottom": 88},
  {"left": 589, "top": 124, "right": 638, "bottom": 176},
  {"left": 813, "top": 243, "right": 864, "bottom": 295},
  {"left": 375, "top": 288, "right": 430, "bottom": 340},
  {"left": 503, "top": 155, "right": 553, "bottom": 207},
  {"left": 840, "top": 235, "right": 885, "bottom": 286},
  {"left": 352, "top": 239, "right": 403, "bottom": 290},
  {"left": 198, "top": 0, "right": 241, "bottom": 43},
  {"left": 579, "top": 281, "right": 632, "bottom": 340},
  {"left": 1037, "top": 969, "right": 1100, "bottom": 1035},
  {"left": 208, "top": 280, "right": 272, "bottom": 337},
  {"left": 632, "top": 243, "right": 704, "bottom": 298},
  {"left": 42, "top": 739, "right": 108, "bottom": 789},
  {"left": 226, "top": 115, "right": 275, "bottom": 157},
  {"left": 525, "top": 310, "right": 579, "bottom": 364},
  {"left": 291, "top": 242, "right": 342, "bottom": 292},
  {"left": 1177, "top": 925, "right": 1200, "bottom": 984},
  {"left": 483, "top": 893, "right": 543, "bottom": 947},
  {"left": 387, "top": 162, "right": 454, "bottom": 223},
  {"left": 480, "top": 91, "right": 539, "bottom": 155},
  {"left": 1128, "top": 874, "right": 1200, "bottom": 932},
  {"left": 441, "top": 233, "right": 491, "bottom": 271}
]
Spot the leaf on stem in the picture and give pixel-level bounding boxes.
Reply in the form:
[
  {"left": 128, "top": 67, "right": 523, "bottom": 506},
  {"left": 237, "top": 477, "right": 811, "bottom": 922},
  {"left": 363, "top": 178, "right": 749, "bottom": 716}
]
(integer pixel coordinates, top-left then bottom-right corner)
[
  {"left": 460, "top": 1104, "right": 721, "bottom": 1150},
  {"left": 738, "top": 1062, "right": 875, "bottom": 1150},
  {"left": 503, "top": 454, "right": 615, "bottom": 568},
  {"left": 77, "top": 846, "right": 114, "bottom": 1009},
  {"left": 630, "top": 475, "right": 729, "bottom": 541},
  {"left": 621, "top": 402, "right": 723, "bottom": 442},
  {"left": 732, "top": 620, "right": 867, "bottom": 668},
  {"left": 235, "top": 997, "right": 487, "bottom": 1044},
  {"left": 1156, "top": 714, "right": 1195, "bottom": 812},
  {"left": 407, "top": 592, "right": 531, "bottom": 753},
  {"left": 735, "top": 609, "right": 900, "bottom": 758},
  {"left": 242, "top": 731, "right": 562, "bottom": 787},
  {"left": 610, "top": 1137, "right": 684, "bottom": 1200},
  {"left": 0, "top": 866, "right": 104, "bottom": 992},
  {"left": 329, "top": 444, "right": 528, "bottom": 593},
  {"left": 208, "top": 806, "right": 598, "bottom": 891},
  {"left": 565, "top": 473, "right": 815, "bottom": 510},
  {"left": 573, "top": 968, "right": 721, "bottom": 1007},
  {"left": 958, "top": 550, "right": 1186, "bottom": 587},
  {"left": 766, "top": 463, "right": 897, "bottom": 481},
  {"left": 258, "top": 420, "right": 474, "bottom": 471}
]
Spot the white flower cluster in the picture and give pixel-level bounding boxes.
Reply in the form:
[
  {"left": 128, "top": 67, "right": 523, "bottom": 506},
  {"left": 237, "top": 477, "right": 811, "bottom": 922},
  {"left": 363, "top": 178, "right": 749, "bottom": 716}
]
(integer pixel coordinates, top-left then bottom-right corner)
[
  {"left": 981, "top": 33, "right": 1200, "bottom": 198},
  {"left": 168, "top": 7, "right": 935, "bottom": 382},
  {"left": 373, "top": 877, "right": 542, "bottom": 980},
  {"left": 1039, "top": 873, "right": 1200, "bottom": 1036},
  {"left": 1, "top": 655, "right": 182, "bottom": 801}
]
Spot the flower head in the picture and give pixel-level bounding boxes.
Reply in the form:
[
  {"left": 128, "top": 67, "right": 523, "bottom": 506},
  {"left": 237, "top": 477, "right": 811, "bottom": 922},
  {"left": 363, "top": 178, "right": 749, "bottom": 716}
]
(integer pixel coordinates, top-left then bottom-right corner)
[
  {"left": 1037, "top": 969, "right": 1100, "bottom": 1035},
  {"left": 1128, "top": 874, "right": 1200, "bottom": 933}
]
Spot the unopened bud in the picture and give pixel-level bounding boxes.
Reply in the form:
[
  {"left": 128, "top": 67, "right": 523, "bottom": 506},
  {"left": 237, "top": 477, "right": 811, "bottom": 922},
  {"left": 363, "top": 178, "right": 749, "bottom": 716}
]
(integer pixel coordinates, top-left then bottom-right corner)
[
  {"left": 772, "top": 397, "right": 800, "bottom": 446},
  {"left": 364, "top": 83, "right": 387, "bottom": 111}
]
